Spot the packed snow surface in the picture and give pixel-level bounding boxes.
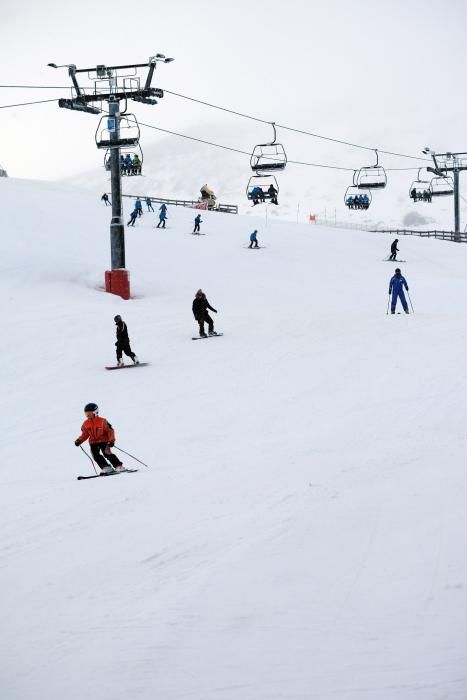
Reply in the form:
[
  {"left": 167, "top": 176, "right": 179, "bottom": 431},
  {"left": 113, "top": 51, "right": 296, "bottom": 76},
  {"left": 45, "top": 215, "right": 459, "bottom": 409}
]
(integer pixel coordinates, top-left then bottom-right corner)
[{"left": 1, "top": 178, "right": 467, "bottom": 700}]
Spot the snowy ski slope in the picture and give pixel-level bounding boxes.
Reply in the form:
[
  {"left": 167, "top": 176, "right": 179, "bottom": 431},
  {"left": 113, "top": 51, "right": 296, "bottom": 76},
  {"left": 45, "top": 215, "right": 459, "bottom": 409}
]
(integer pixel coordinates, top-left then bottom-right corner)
[{"left": 1, "top": 178, "right": 467, "bottom": 700}]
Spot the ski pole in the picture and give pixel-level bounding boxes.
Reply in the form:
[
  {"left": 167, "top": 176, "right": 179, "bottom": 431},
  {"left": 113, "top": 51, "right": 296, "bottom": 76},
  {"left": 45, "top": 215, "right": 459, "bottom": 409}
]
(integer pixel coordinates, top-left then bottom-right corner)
[
  {"left": 407, "top": 291, "right": 415, "bottom": 314},
  {"left": 80, "top": 445, "right": 97, "bottom": 475},
  {"left": 387, "top": 294, "right": 390, "bottom": 315},
  {"left": 114, "top": 446, "right": 151, "bottom": 469}
]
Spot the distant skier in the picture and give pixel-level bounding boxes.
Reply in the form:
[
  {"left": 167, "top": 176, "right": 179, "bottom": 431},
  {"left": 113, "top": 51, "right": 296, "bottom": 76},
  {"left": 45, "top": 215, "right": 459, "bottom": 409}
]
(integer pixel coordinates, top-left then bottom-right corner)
[
  {"left": 135, "top": 198, "right": 143, "bottom": 217},
  {"left": 101, "top": 193, "right": 111, "bottom": 206},
  {"left": 74, "top": 403, "right": 124, "bottom": 474},
  {"left": 192, "top": 289, "right": 218, "bottom": 337},
  {"left": 123, "top": 154, "right": 132, "bottom": 175},
  {"left": 157, "top": 205, "right": 168, "bottom": 228},
  {"left": 389, "top": 238, "right": 399, "bottom": 261},
  {"left": 193, "top": 214, "right": 202, "bottom": 234},
  {"left": 114, "top": 315, "right": 139, "bottom": 366},
  {"left": 249, "top": 230, "right": 259, "bottom": 248},
  {"left": 389, "top": 268, "right": 409, "bottom": 314},
  {"left": 127, "top": 209, "right": 138, "bottom": 226},
  {"left": 268, "top": 183, "right": 278, "bottom": 205},
  {"left": 146, "top": 197, "right": 154, "bottom": 212}
]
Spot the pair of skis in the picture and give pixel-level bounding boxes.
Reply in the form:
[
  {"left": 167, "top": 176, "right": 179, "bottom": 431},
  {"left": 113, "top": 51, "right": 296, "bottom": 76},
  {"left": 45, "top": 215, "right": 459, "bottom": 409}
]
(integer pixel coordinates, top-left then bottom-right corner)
[{"left": 77, "top": 468, "right": 138, "bottom": 481}]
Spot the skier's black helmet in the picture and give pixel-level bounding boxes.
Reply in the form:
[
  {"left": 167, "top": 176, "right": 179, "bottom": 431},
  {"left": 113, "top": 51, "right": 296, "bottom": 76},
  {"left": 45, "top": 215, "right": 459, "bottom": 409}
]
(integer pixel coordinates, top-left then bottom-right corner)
[
  {"left": 84, "top": 402, "right": 98, "bottom": 415},
  {"left": 395, "top": 268, "right": 401, "bottom": 274},
  {"left": 114, "top": 315, "right": 122, "bottom": 323}
]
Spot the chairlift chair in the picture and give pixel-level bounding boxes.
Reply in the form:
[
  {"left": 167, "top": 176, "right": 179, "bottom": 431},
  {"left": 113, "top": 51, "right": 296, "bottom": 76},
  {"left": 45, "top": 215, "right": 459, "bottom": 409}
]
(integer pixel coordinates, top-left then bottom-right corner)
[
  {"left": 250, "top": 123, "right": 287, "bottom": 173},
  {"left": 95, "top": 113, "right": 141, "bottom": 150},
  {"left": 354, "top": 149, "right": 387, "bottom": 189},
  {"left": 344, "top": 184, "right": 371, "bottom": 210},
  {"left": 246, "top": 174, "right": 279, "bottom": 204},
  {"left": 409, "top": 169, "right": 432, "bottom": 202},
  {"left": 430, "top": 175, "right": 454, "bottom": 197}
]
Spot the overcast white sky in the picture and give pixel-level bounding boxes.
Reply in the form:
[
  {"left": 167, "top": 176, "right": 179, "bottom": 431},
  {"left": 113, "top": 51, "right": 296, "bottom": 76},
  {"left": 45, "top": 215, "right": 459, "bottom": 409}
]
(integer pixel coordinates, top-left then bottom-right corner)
[{"left": 1, "top": 0, "right": 466, "bottom": 180}]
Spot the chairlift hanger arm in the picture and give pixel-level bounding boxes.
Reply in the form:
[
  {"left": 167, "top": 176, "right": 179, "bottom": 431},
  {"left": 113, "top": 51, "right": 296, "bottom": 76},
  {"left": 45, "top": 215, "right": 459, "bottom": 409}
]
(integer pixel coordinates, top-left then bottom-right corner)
[{"left": 74, "top": 62, "right": 153, "bottom": 74}]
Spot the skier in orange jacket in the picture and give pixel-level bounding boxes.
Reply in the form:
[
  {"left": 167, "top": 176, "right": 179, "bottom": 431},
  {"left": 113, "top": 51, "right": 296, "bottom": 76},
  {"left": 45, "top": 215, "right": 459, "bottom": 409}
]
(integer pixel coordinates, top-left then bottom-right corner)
[{"left": 74, "top": 403, "right": 123, "bottom": 474}]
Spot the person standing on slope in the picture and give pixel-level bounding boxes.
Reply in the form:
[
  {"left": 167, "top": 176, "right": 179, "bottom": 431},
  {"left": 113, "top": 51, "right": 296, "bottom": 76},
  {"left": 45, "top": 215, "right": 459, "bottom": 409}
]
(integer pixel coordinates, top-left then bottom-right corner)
[
  {"left": 389, "top": 238, "right": 399, "bottom": 261},
  {"left": 146, "top": 197, "right": 154, "bottom": 212},
  {"left": 74, "top": 403, "right": 124, "bottom": 474},
  {"left": 114, "top": 315, "right": 139, "bottom": 366},
  {"left": 192, "top": 289, "right": 218, "bottom": 337},
  {"left": 248, "top": 230, "right": 259, "bottom": 248},
  {"left": 135, "top": 198, "right": 143, "bottom": 217},
  {"left": 101, "top": 193, "right": 111, "bottom": 206},
  {"left": 193, "top": 213, "right": 202, "bottom": 234},
  {"left": 389, "top": 268, "right": 409, "bottom": 314},
  {"left": 157, "top": 206, "right": 168, "bottom": 228},
  {"left": 127, "top": 209, "right": 138, "bottom": 227}
]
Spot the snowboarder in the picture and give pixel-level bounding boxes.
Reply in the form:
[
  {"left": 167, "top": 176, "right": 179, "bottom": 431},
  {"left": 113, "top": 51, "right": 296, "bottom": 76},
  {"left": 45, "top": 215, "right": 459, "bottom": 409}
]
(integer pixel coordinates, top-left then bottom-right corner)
[
  {"left": 249, "top": 230, "right": 259, "bottom": 248},
  {"left": 101, "top": 193, "right": 111, "bottom": 206},
  {"left": 389, "top": 268, "right": 409, "bottom": 314},
  {"left": 135, "top": 198, "right": 143, "bottom": 217},
  {"left": 389, "top": 239, "right": 399, "bottom": 261},
  {"left": 157, "top": 206, "right": 168, "bottom": 228},
  {"left": 192, "top": 289, "right": 218, "bottom": 337},
  {"left": 193, "top": 214, "right": 202, "bottom": 234},
  {"left": 268, "top": 183, "right": 278, "bottom": 205},
  {"left": 146, "top": 197, "right": 154, "bottom": 212},
  {"left": 74, "top": 403, "right": 124, "bottom": 474},
  {"left": 114, "top": 315, "right": 139, "bottom": 366},
  {"left": 127, "top": 209, "right": 138, "bottom": 226}
]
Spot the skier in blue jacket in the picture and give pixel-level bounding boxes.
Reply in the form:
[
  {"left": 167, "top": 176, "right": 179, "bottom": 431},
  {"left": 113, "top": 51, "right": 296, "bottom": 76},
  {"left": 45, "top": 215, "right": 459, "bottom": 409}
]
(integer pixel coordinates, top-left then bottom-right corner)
[
  {"left": 248, "top": 230, "right": 259, "bottom": 248},
  {"left": 156, "top": 207, "right": 167, "bottom": 228},
  {"left": 389, "top": 268, "right": 409, "bottom": 314},
  {"left": 135, "top": 198, "right": 143, "bottom": 217},
  {"left": 146, "top": 197, "right": 154, "bottom": 212}
]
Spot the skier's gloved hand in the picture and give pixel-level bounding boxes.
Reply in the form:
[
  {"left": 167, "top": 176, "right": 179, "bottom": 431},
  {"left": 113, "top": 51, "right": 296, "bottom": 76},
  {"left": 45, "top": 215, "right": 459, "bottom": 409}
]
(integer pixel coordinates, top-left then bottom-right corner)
[
  {"left": 213, "top": 309, "right": 218, "bottom": 313},
  {"left": 74, "top": 440, "right": 80, "bottom": 446},
  {"left": 108, "top": 441, "right": 115, "bottom": 447}
]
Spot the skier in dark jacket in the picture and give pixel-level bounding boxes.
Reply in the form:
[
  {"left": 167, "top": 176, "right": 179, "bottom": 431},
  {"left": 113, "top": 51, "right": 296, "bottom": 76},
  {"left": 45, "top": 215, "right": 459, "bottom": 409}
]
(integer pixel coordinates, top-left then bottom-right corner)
[
  {"left": 101, "top": 193, "right": 111, "bottom": 206},
  {"left": 267, "top": 184, "right": 278, "bottom": 205},
  {"left": 127, "top": 209, "right": 138, "bottom": 226},
  {"left": 389, "top": 239, "right": 399, "bottom": 261},
  {"left": 193, "top": 214, "right": 202, "bottom": 234},
  {"left": 192, "top": 289, "right": 218, "bottom": 337},
  {"left": 114, "top": 315, "right": 139, "bottom": 366},
  {"left": 389, "top": 268, "right": 409, "bottom": 314},
  {"left": 146, "top": 197, "right": 154, "bottom": 212}
]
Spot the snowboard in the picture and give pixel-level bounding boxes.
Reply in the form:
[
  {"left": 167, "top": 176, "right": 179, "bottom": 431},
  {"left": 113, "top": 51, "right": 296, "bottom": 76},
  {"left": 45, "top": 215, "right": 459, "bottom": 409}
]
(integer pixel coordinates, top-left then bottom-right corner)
[
  {"left": 384, "top": 259, "right": 406, "bottom": 262},
  {"left": 77, "top": 468, "right": 138, "bottom": 481},
  {"left": 192, "top": 333, "right": 223, "bottom": 340},
  {"left": 105, "top": 363, "right": 149, "bottom": 370},
  {"left": 190, "top": 233, "right": 206, "bottom": 235},
  {"left": 244, "top": 246, "right": 266, "bottom": 249}
]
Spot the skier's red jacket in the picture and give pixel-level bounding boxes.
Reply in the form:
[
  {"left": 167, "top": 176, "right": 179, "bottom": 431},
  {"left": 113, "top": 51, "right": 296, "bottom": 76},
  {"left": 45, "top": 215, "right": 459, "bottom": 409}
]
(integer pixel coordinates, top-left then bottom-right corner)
[{"left": 75, "top": 416, "right": 116, "bottom": 445}]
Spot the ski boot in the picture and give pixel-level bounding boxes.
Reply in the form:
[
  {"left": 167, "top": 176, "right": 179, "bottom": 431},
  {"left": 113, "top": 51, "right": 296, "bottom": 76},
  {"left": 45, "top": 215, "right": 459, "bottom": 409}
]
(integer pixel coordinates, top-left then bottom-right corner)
[
  {"left": 101, "top": 465, "right": 114, "bottom": 475},
  {"left": 117, "top": 359, "right": 124, "bottom": 367},
  {"left": 114, "top": 464, "right": 125, "bottom": 472},
  {"left": 200, "top": 332, "right": 208, "bottom": 338},
  {"left": 133, "top": 356, "right": 139, "bottom": 365}
]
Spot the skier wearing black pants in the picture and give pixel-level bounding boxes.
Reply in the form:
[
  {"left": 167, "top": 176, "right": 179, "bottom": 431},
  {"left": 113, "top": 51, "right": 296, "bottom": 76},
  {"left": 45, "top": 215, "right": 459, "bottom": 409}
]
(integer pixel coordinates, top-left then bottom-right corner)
[
  {"left": 114, "top": 315, "right": 139, "bottom": 366},
  {"left": 389, "top": 239, "right": 399, "bottom": 261},
  {"left": 192, "top": 289, "right": 218, "bottom": 337}
]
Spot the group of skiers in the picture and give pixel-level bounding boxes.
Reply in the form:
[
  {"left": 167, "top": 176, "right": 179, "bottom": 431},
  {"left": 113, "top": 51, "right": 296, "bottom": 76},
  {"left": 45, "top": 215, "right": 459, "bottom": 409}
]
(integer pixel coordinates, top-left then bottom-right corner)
[
  {"left": 119, "top": 154, "right": 142, "bottom": 176},
  {"left": 345, "top": 194, "right": 370, "bottom": 210},
  {"left": 250, "top": 183, "right": 279, "bottom": 206},
  {"left": 75, "top": 290, "right": 221, "bottom": 474}
]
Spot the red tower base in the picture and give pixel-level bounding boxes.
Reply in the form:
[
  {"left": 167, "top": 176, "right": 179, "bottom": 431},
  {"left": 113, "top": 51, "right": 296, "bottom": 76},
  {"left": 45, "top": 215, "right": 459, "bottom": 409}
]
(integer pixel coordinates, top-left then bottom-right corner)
[{"left": 105, "top": 269, "right": 130, "bottom": 300}]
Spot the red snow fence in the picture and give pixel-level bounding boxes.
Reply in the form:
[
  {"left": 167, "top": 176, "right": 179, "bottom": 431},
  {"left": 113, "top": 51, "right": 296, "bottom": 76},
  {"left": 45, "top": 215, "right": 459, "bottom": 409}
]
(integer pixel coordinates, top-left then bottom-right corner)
[{"left": 105, "top": 269, "right": 130, "bottom": 300}]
